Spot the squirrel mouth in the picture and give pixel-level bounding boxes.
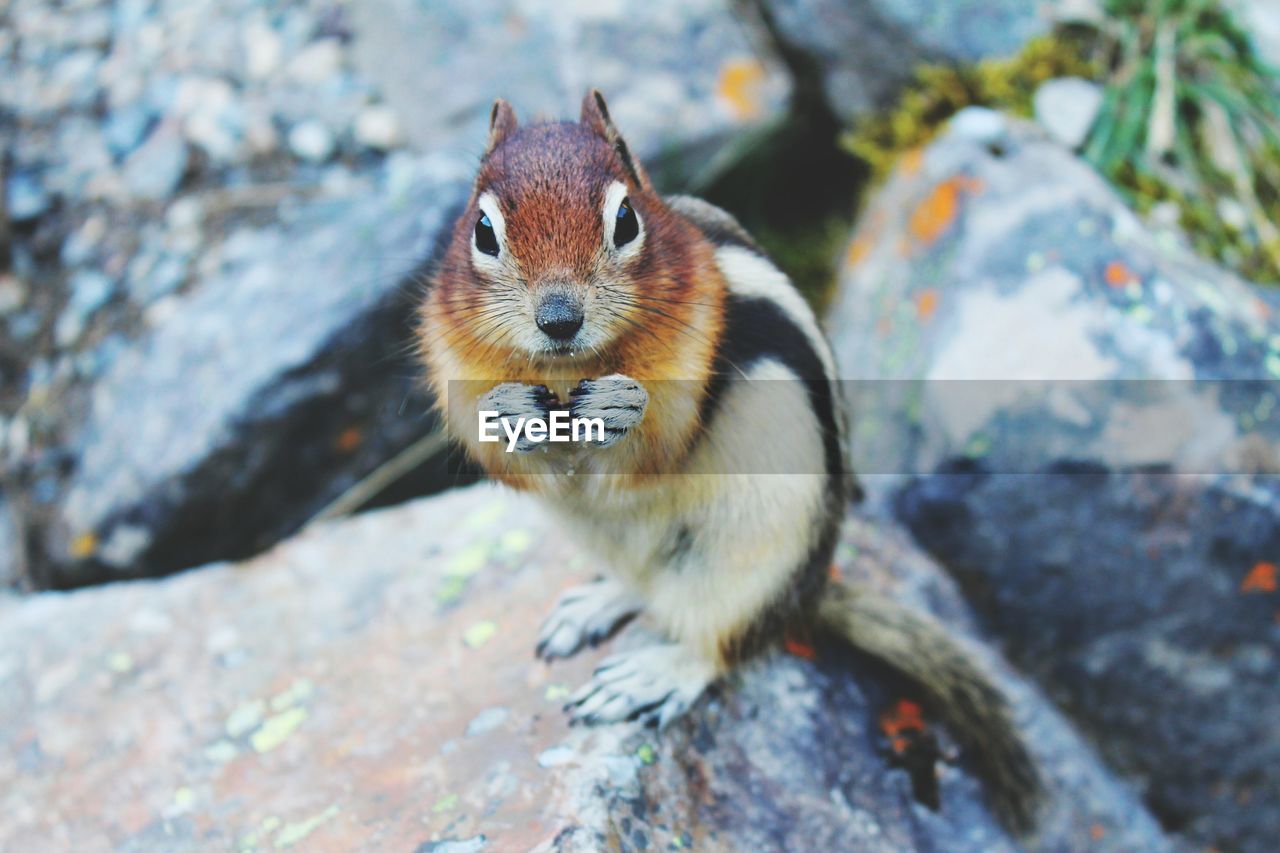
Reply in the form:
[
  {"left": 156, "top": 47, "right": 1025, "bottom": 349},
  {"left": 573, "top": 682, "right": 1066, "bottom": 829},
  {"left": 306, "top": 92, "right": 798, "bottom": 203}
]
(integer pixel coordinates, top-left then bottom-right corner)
[
  {"left": 533, "top": 337, "right": 601, "bottom": 365},
  {"left": 541, "top": 343, "right": 583, "bottom": 359}
]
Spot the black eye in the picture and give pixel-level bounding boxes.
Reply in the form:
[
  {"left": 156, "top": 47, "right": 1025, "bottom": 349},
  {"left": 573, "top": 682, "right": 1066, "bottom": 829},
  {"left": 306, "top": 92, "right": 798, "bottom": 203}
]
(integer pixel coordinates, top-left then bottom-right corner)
[
  {"left": 474, "top": 213, "right": 499, "bottom": 257},
  {"left": 613, "top": 197, "right": 639, "bottom": 248}
]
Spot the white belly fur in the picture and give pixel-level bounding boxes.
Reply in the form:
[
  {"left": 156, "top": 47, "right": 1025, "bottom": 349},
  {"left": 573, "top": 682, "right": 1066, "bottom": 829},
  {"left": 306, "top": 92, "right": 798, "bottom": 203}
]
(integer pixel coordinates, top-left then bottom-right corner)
[{"left": 547, "top": 359, "right": 828, "bottom": 662}]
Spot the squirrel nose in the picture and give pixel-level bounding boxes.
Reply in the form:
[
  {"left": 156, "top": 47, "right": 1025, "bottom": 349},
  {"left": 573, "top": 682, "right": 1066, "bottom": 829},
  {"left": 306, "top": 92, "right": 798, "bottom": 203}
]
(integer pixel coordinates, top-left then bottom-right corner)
[{"left": 535, "top": 292, "right": 584, "bottom": 342}]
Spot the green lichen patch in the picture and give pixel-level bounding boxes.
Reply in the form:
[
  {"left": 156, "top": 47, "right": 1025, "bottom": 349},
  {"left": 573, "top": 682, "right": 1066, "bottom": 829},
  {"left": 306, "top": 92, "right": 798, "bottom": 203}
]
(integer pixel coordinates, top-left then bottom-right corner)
[
  {"left": 842, "top": 34, "right": 1100, "bottom": 181},
  {"left": 274, "top": 805, "right": 340, "bottom": 849},
  {"left": 250, "top": 706, "right": 309, "bottom": 753},
  {"left": 462, "top": 620, "right": 497, "bottom": 648}
]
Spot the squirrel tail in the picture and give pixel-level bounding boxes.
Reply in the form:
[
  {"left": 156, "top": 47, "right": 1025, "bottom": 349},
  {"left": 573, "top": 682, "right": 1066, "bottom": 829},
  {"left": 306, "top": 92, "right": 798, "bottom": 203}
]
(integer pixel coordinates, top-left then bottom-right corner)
[{"left": 816, "top": 577, "right": 1044, "bottom": 835}]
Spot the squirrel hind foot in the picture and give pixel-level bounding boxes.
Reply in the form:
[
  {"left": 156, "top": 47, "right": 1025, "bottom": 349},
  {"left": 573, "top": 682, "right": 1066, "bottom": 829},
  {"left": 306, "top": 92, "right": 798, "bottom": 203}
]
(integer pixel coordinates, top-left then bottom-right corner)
[{"left": 564, "top": 643, "right": 716, "bottom": 729}]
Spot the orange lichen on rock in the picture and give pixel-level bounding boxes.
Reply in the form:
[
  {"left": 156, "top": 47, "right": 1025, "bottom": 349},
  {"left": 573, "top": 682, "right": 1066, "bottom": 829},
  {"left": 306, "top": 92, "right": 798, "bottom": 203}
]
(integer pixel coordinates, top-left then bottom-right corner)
[
  {"left": 784, "top": 636, "right": 817, "bottom": 661},
  {"left": 879, "top": 699, "right": 927, "bottom": 754},
  {"left": 846, "top": 236, "right": 873, "bottom": 269},
  {"left": 70, "top": 532, "right": 97, "bottom": 559},
  {"left": 717, "top": 58, "right": 766, "bottom": 121},
  {"left": 1104, "top": 260, "right": 1138, "bottom": 288},
  {"left": 908, "top": 176, "right": 982, "bottom": 247},
  {"left": 335, "top": 426, "right": 363, "bottom": 453},
  {"left": 1241, "top": 561, "right": 1278, "bottom": 593},
  {"left": 916, "top": 288, "right": 940, "bottom": 320}
]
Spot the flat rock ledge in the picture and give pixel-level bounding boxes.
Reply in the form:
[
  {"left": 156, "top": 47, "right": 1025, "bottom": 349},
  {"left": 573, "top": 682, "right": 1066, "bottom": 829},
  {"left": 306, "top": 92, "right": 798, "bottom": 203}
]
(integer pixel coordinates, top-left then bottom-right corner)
[{"left": 1, "top": 485, "right": 1165, "bottom": 851}]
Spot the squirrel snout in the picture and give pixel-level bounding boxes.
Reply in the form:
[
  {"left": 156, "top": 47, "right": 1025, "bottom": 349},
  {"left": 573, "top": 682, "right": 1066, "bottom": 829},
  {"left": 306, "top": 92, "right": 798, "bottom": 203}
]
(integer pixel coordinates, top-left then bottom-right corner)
[{"left": 535, "top": 291, "right": 584, "bottom": 342}]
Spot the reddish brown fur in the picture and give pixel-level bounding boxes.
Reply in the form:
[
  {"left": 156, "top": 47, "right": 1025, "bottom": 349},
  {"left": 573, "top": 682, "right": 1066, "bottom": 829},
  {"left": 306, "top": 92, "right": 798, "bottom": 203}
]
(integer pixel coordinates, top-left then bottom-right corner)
[{"left": 419, "top": 92, "right": 727, "bottom": 489}]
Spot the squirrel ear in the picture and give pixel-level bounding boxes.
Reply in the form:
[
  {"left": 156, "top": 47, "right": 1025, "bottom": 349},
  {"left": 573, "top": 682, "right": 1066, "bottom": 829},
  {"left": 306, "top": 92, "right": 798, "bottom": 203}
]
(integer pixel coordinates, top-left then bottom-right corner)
[
  {"left": 486, "top": 98, "right": 518, "bottom": 154},
  {"left": 580, "top": 89, "right": 617, "bottom": 140},
  {"left": 580, "top": 89, "right": 649, "bottom": 189}
]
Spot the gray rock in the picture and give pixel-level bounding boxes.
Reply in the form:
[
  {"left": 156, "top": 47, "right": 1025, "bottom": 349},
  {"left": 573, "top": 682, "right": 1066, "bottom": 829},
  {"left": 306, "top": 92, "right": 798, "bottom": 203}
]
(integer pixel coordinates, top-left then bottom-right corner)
[
  {"left": 896, "top": 468, "right": 1280, "bottom": 851},
  {"left": 1033, "top": 77, "right": 1102, "bottom": 149},
  {"left": 0, "top": 485, "right": 1170, "bottom": 850},
  {"left": 755, "top": 0, "right": 1050, "bottom": 121},
  {"left": 5, "top": 171, "right": 50, "bottom": 221},
  {"left": 348, "top": 0, "right": 788, "bottom": 176},
  {"left": 45, "top": 169, "right": 461, "bottom": 586},
  {"left": 122, "top": 124, "right": 189, "bottom": 201},
  {"left": 828, "top": 117, "right": 1280, "bottom": 848}
]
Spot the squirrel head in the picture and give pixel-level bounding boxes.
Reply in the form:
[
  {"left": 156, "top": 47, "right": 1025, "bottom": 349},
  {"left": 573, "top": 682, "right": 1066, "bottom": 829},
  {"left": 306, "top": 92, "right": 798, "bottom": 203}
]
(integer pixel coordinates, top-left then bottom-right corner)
[{"left": 429, "top": 90, "right": 705, "bottom": 368}]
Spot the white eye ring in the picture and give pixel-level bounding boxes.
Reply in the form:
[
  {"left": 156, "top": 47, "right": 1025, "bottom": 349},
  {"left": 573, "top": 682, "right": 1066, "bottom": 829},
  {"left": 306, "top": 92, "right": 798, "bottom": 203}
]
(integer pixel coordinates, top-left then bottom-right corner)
[
  {"left": 602, "top": 180, "right": 643, "bottom": 257},
  {"left": 473, "top": 192, "right": 507, "bottom": 267}
]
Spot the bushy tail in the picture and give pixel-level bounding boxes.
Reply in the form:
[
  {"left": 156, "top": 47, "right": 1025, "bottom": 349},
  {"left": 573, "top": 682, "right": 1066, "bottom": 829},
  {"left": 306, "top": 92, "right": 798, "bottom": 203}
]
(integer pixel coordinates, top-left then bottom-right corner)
[{"left": 817, "top": 578, "right": 1044, "bottom": 835}]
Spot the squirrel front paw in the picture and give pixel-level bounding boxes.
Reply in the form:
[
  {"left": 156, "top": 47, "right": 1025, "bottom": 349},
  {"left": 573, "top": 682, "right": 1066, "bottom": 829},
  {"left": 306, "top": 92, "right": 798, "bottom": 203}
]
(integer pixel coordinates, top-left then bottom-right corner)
[
  {"left": 478, "top": 382, "right": 555, "bottom": 453},
  {"left": 569, "top": 374, "right": 648, "bottom": 448},
  {"left": 536, "top": 577, "right": 641, "bottom": 661}
]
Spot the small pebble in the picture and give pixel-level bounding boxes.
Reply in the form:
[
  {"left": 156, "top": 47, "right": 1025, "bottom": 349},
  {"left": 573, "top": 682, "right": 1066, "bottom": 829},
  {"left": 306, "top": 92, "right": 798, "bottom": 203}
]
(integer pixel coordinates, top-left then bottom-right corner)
[
  {"left": 354, "top": 105, "right": 402, "bottom": 150},
  {"left": 6, "top": 172, "right": 50, "bottom": 221},
  {"left": 465, "top": 707, "right": 508, "bottom": 736},
  {"left": 103, "top": 102, "right": 154, "bottom": 156},
  {"left": 0, "top": 275, "right": 27, "bottom": 315},
  {"left": 123, "top": 125, "right": 189, "bottom": 200},
  {"left": 287, "top": 39, "right": 343, "bottom": 83},
  {"left": 1034, "top": 77, "right": 1103, "bottom": 150},
  {"left": 947, "top": 106, "right": 1007, "bottom": 146},
  {"left": 243, "top": 22, "right": 283, "bottom": 79},
  {"left": 288, "top": 119, "right": 336, "bottom": 162},
  {"left": 55, "top": 270, "right": 115, "bottom": 346}
]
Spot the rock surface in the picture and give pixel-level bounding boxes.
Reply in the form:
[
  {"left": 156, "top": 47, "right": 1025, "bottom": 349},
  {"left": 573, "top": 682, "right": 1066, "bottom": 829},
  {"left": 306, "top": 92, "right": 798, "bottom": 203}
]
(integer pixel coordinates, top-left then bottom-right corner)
[
  {"left": 755, "top": 0, "right": 1055, "bottom": 120},
  {"left": 831, "top": 112, "right": 1280, "bottom": 486},
  {"left": 828, "top": 114, "right": 1280, "bottom": 848},
  {"left": 897, "top": 467, "right": 1280, "bottom": 850},
  {"left": 3, "top": 0, "right": 788, "bottom": 588},
  {"left": 47, "top": 171, "right": 458, "bottom": 586},
  {"left": 0, "top": 484, "right": 1168, "bottom": 851},
  {"left": 349, "top": 0, "right": 788, "bottom": 181}
]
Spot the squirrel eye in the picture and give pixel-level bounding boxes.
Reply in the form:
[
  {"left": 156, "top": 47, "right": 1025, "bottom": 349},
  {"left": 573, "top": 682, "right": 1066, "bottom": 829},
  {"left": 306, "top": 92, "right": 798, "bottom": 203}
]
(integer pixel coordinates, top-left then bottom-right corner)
[
  {"left": 613, "top": 198, "right": 639, "bottom": 248},
  {"left": 474, "top": 213, "right": 499, "bottom": 257}
]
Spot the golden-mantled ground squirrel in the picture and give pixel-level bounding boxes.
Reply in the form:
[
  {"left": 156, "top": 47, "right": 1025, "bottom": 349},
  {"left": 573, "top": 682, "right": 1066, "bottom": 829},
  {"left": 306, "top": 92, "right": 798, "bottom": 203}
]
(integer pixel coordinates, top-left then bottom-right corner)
[{"left": 419, "top": 91, "right": 1041, "bottom": 833}]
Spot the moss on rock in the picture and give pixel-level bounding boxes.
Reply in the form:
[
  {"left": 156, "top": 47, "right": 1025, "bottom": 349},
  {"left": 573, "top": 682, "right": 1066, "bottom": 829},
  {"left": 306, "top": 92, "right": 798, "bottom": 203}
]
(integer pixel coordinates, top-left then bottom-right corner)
[{"left": 841, "top": 2, "right": 1280, "bottom": 286}]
